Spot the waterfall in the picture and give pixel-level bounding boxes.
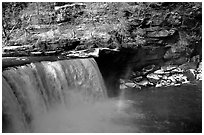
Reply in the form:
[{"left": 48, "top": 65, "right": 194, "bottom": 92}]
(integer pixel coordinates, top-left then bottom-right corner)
[{"left": 2, "top": 58, "right": 108, "bottom": 132}]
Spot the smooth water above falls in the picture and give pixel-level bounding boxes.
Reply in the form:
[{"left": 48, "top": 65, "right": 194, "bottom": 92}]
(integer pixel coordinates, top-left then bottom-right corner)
[{"left": 2, "top": 58, "right": 202, "bottom": 133}]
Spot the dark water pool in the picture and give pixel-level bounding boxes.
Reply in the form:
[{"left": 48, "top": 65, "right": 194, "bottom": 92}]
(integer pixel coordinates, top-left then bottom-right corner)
[
  {"left": 10, "top": 84, "right": 201, "bottom": 133},
  {"left": 120, "top": 84, "right": 202, "bottom": 133}
]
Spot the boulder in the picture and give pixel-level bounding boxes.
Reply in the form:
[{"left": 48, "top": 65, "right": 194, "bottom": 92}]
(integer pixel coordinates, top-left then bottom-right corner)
[
  {"left": 181, "top": 76, "right": 190, "bottom": 84},
  {"left": 120, "top": 84, "right": 128, "bottom": 90},
  {"left": 147, "top": 73, "right": 160, "bottom": 83},
  {"left": 168, "top": 76, "right": 176, "bottom": 83},
  {"left": 166, "top": 79, "right": 172, "bottom": 86},
  {"left": 160, "top": 80, "right": 167, "bottom": 86},
  {"left": 162, "top": 65, "right": 177, "bottom": 71},
  {"left": 155, "top": 80, "right": 167, "bottom": 87},
  {"left": 196, "top": 73, "right": 202, "bottom": 81},
  {"left": 183, "top": 69, "right": 196, "bottom": 82},
  {"left": 170, "top": 68, "right": 183, "bottom": 74},
  {"left": 124, "top": 82, "right": 137, "bottom": 88},
  {"left": 142, "top": 65, "right": 156, "bottom": 72},
  {"left": 133, "top": 76, "right": 143, "bottom": 82},
  {"left": 120, "top": 80, "right": 142, "bottom": 89},
  {"left": 196, "top": 62, "right": 202, "bottom": 81},
  {"left": 172, "top": 74, "right": 183, "bottom": 83},
  {"left": 162, "top": 75, "right": 168, "bottom": 80},
  {"left": 174, "top": 83, "right": 181, "bottom": 86},
  {"left": 157, "top": 74, "right": 163, "bottom": 78},
  {"left": 137, "top": 79, "right": 150, "bottom": 87},
  {"left": 155, "top": 82, "right": 162, "bottom": 87},
  {"left": 30, "top": 51, "right": 43, "bottom": 56},
  {"left": 154, "top": 69, "right": 165, "bottom": 74},
  {"left": 197, "top": 62, "right": 202, "bottom": 71}
]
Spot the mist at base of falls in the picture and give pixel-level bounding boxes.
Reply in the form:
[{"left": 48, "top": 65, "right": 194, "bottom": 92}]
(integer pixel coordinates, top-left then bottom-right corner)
[
  {"left": 2, "top": 58, "right": 141, "bottom": 133},
  {"left": 2, "top": 58, "right": 201, "bottom": 133},
  {"left": 32, "top": 90, "right": 139, "bottom": 133}
]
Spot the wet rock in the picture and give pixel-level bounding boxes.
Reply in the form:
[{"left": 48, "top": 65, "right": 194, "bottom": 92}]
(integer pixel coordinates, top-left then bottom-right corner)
[
  {"left": 170, "top": 68, "right": 183, "bottom": 74},
  {"left": 147, "top": 73, "right": 160, "bottom": 83},
  {"left": 196, "top": 62, "right": 202, "bottom": 80},
  {"left": 133, "top": 76, "right": 143, "bottom": 82},
  {"left": 124, "top": 82, "right": 137, "bottom": 88},
  {"left": 176, "top": 74, "right": 189, "bottom": 84},
  {"left": 162, "top": 65, "right": 177, "bottom": 71},
  {"left": 120, "top": 84, "right": 128, "bottom": 90},
  {"left": 30, "top": 52, "right": 43, "bottom": 56},
  {"left": 162, "top": 75, "right": 168, "bottom": 80},
  {"left": 183, "top": 69, "right": 196, "bottom": 82},
  {"left": 196, "top": 72, "right": 202, "bottom": 81},
  {"left": 132, "top": 61, "right": 200, "bottom": 88},
  {"left": 167, "top": 76, "right": 177, "bottom": 83},
  {"left": 155, "top": 82, "right": 162, "bottom": 88},
  {"left": 44, "top": 51, "right": 57, "bottom": 55},
  {"left": 197, "top": 62, "right": 202, "bottom": 71},
  {"left": 142, "top": 65, "right": 156, "bottom": 73},
  {"left": 119, "top": 79, "right": 141, "bottom": 89},
  {"left": 181, "top": 76, "right": 189, "bottom": 84},
  {"left": 156, "top": 80, "right": 167, "bottom": 87},
  {"left": 136, "top": 79, "right": 150, "bottom": 87},
  {"left": 154, "top": 69, "right": 165, "bottom": 74}
]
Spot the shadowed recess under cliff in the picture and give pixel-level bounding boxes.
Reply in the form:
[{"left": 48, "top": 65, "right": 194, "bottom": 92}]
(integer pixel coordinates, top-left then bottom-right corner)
[{"left": 2, "top": 58, "right": 111, "bottom": 132}]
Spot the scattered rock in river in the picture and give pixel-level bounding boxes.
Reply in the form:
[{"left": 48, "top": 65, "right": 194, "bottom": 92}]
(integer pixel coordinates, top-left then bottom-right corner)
[
  {"left": 126, "top": 62, "right": 201, "bottom": 89},
  {"left": 196, "top": 62, "right": 202, "bottom": 80},
  {"left": 136, "top": 79, "right": 151, "bottom": 87},
  {"left": 184, "top": 69, "right": 196, "bottom": 82},
  {"left": 119, "top": 79, "right": 141, "bottom": 89},
  {"left": 133, "top": 76, "right": 143, "bottom": 82},
  {"left": 154, "top": 69, "right": 165, "bottom": 74},
  {"left": 147, "top": 73, "right": 160, "bottom": 83}
]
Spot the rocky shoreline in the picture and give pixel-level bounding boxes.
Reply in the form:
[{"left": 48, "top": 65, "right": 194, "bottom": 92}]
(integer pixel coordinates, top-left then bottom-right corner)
[{"left": 120, "top": 62, "right": 202, "bottom": 90}]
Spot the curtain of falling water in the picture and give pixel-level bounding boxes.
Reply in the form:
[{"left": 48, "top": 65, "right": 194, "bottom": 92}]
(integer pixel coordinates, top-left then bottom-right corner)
[{"left": 2, "top": 58, "right": 107, "bottom": 133}]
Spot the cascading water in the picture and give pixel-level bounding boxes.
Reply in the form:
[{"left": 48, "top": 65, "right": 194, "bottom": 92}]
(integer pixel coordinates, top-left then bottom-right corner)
[
  {"left": 3, "top": 58, "right": 123, "bottom": 133},
  {"left": 3, "top": 58, "right": 201, "bottom": 133},
  {"left": 3, "top": 58, "right": 139, "bottom": 133}
]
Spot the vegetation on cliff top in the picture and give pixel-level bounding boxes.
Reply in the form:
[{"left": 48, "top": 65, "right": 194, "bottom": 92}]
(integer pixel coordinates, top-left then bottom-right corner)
[{"left": 2, "top": 2, "right": 202, "bottom": 61}]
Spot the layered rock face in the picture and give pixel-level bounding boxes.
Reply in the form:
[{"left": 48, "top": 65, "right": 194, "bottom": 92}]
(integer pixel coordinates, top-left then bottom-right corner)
[
  {"left": 2, "top": 2, "right": 202, "bottom": 96},
  {"left": 94, "top": 3, "right": 202, "bottom": 94}
]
